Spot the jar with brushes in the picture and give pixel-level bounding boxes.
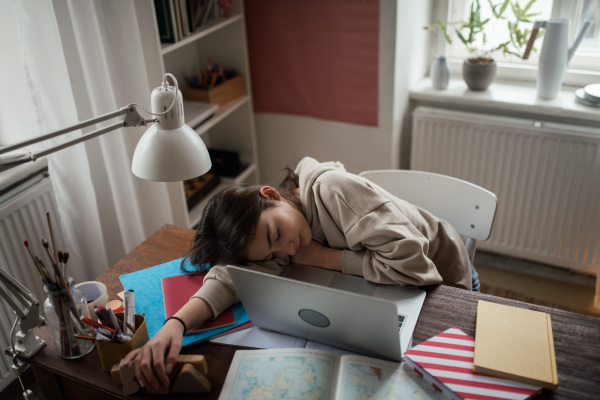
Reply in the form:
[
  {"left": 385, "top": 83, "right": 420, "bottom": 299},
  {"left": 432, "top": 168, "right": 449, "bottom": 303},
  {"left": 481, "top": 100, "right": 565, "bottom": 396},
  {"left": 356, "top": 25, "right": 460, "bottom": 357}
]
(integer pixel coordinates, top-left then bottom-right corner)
[{"left": 43, "top": 277, "right": 95, "bottom": 359}]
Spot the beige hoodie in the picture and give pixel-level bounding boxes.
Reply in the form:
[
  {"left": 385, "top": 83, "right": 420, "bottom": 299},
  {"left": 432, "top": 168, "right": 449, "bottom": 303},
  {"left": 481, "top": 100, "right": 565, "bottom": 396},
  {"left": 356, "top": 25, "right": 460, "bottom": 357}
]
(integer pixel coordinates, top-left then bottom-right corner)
[
  {"left": 296, "top": 157, "right": 471, "bottom": 290},
  {"left": 193, "top": 157, "right": 472, "bottom": 317}
]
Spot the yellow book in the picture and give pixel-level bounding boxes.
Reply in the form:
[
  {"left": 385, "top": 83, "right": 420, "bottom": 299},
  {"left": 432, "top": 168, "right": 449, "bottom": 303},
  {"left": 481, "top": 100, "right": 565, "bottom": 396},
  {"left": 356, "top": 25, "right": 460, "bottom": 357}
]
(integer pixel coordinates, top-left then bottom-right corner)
[{"left": 473, "top": 300, "right": 558, "bottom": 390}]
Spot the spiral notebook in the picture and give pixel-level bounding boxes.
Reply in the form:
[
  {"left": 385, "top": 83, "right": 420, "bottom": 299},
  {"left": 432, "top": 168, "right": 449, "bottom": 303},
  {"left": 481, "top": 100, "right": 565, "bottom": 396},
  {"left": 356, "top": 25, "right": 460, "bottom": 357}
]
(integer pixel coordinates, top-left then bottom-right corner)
[{"left": 161, "top": 274, "right": 235, "bottom": 334}]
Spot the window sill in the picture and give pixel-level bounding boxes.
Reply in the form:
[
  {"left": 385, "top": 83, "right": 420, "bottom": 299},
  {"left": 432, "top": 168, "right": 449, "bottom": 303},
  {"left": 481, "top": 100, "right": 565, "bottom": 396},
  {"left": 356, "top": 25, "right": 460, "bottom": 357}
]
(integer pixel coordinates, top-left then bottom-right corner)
[{"left": 410, "top": 78, "right": 600, "bottom": 124}]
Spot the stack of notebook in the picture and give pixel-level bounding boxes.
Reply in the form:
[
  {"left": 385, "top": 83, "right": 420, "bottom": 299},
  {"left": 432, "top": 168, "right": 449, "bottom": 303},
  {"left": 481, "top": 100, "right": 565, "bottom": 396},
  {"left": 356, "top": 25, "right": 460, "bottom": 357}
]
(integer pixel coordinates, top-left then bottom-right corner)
[{"left": 404, "top": 300, "right": 558, "bottom": 400}]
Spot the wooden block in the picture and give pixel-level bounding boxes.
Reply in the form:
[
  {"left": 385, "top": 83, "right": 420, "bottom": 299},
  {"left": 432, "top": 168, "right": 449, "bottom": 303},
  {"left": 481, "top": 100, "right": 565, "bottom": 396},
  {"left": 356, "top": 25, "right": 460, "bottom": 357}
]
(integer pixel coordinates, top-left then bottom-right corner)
[
  {"left": 174, "top": 354, "right": 208, "bottom": 375},
  {"left": 171, "top": 363, "right": 211, "bottom": 393},
  {"left": 110, "top": 363, "right": 121, "bottom": 383},
  {"left": 119, "top": 359, "right": 140, "bottom": 395}
]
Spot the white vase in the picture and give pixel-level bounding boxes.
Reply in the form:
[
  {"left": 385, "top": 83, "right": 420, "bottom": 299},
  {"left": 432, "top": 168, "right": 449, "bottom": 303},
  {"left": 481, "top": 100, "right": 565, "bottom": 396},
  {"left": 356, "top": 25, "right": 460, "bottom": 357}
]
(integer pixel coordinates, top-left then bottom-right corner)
[{"left": 430, "top": 56, "right": 451, "bottom": 90}]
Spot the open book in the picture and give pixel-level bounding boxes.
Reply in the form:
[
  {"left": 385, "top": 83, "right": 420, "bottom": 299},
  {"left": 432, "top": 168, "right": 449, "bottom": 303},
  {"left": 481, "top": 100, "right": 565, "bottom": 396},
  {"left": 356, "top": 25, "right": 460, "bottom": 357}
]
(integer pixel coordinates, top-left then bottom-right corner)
[{"left": 219, "top": 348, "right": 444, "bottom": 400}]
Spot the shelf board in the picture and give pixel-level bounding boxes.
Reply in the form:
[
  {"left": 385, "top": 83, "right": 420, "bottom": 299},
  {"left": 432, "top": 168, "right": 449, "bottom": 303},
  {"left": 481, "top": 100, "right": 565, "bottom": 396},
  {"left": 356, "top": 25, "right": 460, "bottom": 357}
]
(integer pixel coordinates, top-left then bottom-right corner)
[
  {"left": 184, "top": 96, "right": 249, "bottom": 135},
  {"left": 187, "top": 162, "right": 258, "bottom": 228},
  {"left": 161, "top": 15, "right": 243, "bottom": 56}
]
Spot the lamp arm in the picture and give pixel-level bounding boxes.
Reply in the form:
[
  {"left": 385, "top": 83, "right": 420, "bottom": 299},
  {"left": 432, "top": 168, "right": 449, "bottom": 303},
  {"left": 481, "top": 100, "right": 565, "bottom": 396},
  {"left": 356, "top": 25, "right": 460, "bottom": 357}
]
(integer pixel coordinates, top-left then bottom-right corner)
[
  {"left": 0, "top": 106, "right": 156, "bottom": 172},
  {"left": 0, "top": 269, "right": 39, "bottom": 318},
  {"left": 0, "top": 107, "right": 129, "bottom": 155},
  {"left": 0, "top": 267, "right": 46, "bottom": 359}
]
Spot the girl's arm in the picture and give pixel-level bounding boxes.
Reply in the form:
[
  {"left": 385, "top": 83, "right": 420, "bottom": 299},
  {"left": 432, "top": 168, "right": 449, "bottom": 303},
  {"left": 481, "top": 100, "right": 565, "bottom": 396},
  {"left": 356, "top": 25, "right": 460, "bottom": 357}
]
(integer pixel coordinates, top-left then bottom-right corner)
[
  {"left": 122, "top": 296, "right": 212, "bottom": 391},
  {"left": 292, "top": 240, "right": 342, "bottom": 271}
]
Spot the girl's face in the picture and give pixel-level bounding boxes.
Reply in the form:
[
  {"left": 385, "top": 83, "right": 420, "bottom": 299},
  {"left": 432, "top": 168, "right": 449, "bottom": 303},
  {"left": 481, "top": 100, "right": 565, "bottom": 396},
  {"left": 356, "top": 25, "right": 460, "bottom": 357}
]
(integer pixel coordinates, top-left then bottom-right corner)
[{"left": 246, "top": 186, "right": 311, "bottom": 262}]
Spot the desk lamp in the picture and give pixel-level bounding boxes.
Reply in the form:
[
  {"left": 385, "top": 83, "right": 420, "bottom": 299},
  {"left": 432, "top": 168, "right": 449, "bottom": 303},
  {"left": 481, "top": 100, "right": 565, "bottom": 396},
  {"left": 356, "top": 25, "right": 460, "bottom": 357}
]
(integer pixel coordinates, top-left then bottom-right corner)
[
  {"left": 0, "top": 73, "right": 212, "bottom": 392},
  {"left": 0, "top": 73, "right": 212, "bottom": 180}
]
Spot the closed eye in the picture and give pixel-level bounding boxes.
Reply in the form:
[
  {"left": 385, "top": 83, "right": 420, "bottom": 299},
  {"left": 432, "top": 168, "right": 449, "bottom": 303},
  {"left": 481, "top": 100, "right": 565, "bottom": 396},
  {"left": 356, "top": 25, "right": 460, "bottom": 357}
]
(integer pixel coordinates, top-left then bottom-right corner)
[{"left": 262, "top": 228, "right": 280, "bottom": 262}]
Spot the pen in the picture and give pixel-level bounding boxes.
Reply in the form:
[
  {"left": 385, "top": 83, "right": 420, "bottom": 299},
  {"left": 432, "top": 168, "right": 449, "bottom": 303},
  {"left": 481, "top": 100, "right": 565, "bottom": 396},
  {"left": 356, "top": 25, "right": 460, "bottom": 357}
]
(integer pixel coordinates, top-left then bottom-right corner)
[
  {"left": 74, "top": 334, "right": 97, "bottom": 340},
  {"left": 124, "top": 290, "right": 135, "bottom": 335},
  {"left": 107, "top": 307, "right": 122, "bottom": 336},
  {"left": 80, "top": 316, "right": 115, "bottom": 334}
]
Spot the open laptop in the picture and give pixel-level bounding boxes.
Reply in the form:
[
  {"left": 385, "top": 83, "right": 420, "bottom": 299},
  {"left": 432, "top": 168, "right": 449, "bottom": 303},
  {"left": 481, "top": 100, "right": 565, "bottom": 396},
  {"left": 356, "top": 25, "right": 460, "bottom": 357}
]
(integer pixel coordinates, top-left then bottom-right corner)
[{"left": 227, "top": 265, "right": 426, "bottom": 362}]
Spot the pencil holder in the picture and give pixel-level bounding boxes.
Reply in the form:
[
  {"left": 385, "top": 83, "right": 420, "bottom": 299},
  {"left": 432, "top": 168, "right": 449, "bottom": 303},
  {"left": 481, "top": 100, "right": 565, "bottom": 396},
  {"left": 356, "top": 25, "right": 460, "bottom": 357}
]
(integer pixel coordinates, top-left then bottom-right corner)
[
  {"left": 43, "top": 284, "right": 95, "bottom": 359},
  {"left": 184, "top": 74, "right": 244, "bottom": 106},
  {"left": 96, "top": 313, "right": 149, "bottom": 371}
]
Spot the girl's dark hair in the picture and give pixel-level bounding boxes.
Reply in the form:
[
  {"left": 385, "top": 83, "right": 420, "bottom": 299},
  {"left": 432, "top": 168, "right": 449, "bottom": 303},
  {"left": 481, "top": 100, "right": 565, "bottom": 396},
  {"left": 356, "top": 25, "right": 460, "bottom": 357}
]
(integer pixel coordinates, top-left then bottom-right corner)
[{"left": 181, "top": 166, "right": 301, "bottom": 274}]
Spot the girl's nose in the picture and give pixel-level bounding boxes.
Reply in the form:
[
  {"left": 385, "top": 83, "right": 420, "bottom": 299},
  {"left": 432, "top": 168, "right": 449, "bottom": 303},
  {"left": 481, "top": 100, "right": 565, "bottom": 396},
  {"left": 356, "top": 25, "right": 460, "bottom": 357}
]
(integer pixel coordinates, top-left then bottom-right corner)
[{"left": 276, "top": 240, "right": 296, "bottom": 256}]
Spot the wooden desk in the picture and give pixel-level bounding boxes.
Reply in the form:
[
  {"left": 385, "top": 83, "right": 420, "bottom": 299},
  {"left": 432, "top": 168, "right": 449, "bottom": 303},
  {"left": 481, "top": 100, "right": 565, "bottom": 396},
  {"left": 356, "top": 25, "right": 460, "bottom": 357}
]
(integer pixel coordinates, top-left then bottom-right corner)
[{"left": 19, "top": 224, "right": 600, "bottom": 399}]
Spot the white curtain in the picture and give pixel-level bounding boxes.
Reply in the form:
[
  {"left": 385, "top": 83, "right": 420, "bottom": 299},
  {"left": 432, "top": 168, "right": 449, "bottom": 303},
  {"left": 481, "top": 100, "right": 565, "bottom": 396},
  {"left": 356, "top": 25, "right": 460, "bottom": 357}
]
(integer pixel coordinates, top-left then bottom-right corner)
[{"left": 1, "top": 0, "right": 179, "bottom": 280}]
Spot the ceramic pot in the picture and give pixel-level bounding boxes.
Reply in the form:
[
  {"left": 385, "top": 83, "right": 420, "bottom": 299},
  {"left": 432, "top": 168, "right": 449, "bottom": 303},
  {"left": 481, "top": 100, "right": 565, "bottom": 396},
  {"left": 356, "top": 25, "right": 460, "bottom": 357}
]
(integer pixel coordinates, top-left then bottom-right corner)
[
  {"left": 430, "top": 56, "right": 451, "bottom": 90},
  {"left": 462, "top": 59, "right": 497, "bottom": 91}
]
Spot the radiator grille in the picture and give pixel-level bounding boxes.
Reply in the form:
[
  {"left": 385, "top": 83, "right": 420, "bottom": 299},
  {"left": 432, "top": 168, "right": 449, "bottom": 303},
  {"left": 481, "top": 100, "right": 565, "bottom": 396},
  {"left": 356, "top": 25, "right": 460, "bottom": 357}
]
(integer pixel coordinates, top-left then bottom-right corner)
[
  {"left": 411, "top": 106, "right": 600, "bottom": 275},
  {"left": 0, "top": 172, "right": 62, "bottom": 389}
]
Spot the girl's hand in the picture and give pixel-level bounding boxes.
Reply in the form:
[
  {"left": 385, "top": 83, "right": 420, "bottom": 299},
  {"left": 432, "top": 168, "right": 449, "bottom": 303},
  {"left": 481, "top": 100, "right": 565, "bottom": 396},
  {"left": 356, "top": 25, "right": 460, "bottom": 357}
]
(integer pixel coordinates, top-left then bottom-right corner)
[
  {"left": 292, "top": 240, "right": 342, "bottom": 271},
  {"left": 122, "top": 319, "right": 184, "bottom": 391},
  {"left": 122, "top": 297, "right": 212, "bottom": 392}
]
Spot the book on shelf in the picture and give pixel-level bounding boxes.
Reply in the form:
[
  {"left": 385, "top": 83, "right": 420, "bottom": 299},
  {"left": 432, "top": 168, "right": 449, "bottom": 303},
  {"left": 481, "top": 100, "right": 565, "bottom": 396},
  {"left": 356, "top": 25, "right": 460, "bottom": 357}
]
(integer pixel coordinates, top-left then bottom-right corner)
[
  {"left": 219, "top": 347, "right": 445, "bottom": 400},
  {"left": 154, "top": 0, "right": 230, "bottom": 44},
  {"left": 162, "top": 274, "right": 235, "bottom": 334},
  {"left": 153, "top": 0, "right": 176, "bottom": 43},
  {"left": 404, "top": 326, "right": 543, "bottom": 400},
  {"left": 473, "top": 300, "right": 559, "bottom": 390}
]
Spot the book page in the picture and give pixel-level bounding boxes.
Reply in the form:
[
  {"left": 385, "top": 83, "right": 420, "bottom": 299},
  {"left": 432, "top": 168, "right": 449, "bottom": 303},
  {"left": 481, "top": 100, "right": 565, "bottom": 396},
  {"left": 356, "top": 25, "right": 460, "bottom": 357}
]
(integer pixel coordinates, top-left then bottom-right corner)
[
  {"left": 219, "top": 348, "right": 339, "bottom": 400},
  {"left": 210, "top": 326, "right": 308, "bottom": 349},
  {"left": 335, "top": 355, "right": 444, "bottom": 400}
]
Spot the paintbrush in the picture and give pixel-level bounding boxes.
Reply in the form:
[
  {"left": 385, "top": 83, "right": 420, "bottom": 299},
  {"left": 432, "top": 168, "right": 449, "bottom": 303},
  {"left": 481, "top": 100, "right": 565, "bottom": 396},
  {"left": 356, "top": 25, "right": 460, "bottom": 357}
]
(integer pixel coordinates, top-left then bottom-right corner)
[
  {"left": 35, "top": 256, "right": 58, "bottom": 291},
  {"left": 46, "top": 212, "right": 59, "bottom": 265},
  {"left": 24, "top": 240, "right": 50, "bottom": 287},
  {"left": 58, "top": 251, "right": 64, "bottom": 279},
  {"left": 62, "top": 252, "right": 70, "bottom": 280},
  {"left": 42, "top": 237, "right": 58, "bottom": 269}
]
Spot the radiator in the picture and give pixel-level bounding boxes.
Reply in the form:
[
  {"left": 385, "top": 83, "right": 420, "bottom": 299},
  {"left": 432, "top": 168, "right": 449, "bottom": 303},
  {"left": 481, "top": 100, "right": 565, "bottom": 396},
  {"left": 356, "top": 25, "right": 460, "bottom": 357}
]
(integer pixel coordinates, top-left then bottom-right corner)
[
  {"left": 411, "top": 106, "right": 600, "bottom": 276},
  {"left": 0, "top": 170, "right": 63, "bottom": 390}
]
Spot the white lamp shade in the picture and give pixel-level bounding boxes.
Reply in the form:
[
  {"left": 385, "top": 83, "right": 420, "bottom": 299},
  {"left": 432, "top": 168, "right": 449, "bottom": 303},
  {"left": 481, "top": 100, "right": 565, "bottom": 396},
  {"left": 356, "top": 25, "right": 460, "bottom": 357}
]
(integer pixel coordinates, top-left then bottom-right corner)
[
  {"left": 132, "top": 123, "right": 211, "bottom": 181},
  {"left": 132, "top": 78, "right": 212, "bottom": 181}
]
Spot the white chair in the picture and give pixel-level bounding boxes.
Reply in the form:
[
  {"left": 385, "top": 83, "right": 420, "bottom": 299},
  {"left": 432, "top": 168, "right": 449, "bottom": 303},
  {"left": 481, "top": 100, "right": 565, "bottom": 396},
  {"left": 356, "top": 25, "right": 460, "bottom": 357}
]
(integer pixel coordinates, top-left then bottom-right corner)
[{"left": 358, "top": 170, "right": 498, "bottom": 263}]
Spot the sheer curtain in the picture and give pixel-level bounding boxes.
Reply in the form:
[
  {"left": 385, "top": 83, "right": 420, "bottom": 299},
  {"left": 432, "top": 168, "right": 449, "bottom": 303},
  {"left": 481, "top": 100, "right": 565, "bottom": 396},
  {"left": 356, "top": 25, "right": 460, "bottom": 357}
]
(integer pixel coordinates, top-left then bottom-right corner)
[{"left": 2, "top": 0, "right": 179, "bottom": 280}]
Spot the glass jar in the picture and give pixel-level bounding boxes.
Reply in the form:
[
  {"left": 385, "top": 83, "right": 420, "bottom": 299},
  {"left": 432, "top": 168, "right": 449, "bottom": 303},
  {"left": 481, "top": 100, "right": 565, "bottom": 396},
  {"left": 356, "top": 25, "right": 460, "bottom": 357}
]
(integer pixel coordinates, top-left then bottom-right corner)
[{"left": 43, "top": 281, "right": 95, "bottom": 359}]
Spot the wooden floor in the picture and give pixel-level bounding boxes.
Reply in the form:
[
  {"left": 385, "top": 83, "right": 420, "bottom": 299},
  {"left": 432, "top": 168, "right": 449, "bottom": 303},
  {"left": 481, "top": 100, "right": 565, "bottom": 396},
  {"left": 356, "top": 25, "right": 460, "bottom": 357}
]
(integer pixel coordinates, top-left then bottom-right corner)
[{"left": 476, "top": 252, "right": 600, "bottom": 318}]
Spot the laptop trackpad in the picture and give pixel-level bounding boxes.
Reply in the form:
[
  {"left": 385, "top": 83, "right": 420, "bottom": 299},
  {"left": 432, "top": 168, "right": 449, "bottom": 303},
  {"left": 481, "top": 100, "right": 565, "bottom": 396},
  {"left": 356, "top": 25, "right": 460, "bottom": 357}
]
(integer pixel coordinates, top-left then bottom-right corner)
[{"left": 329, "top": 274, "right": 377, "bottom": 296}]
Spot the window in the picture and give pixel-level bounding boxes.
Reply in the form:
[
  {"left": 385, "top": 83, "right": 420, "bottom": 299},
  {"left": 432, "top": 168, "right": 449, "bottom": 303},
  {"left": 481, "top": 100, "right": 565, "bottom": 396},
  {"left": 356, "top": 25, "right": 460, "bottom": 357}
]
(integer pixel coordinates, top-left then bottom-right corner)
[{"left": 434, "top": 0, "right": 600, "bottom": 85}]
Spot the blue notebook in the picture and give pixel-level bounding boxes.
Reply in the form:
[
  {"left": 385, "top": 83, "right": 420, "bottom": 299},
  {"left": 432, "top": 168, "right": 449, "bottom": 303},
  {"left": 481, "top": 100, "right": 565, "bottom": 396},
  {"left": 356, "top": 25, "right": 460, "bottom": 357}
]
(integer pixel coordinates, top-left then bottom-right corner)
[{"left": 119, "top": 258, "right": 249, "bottom": 347}]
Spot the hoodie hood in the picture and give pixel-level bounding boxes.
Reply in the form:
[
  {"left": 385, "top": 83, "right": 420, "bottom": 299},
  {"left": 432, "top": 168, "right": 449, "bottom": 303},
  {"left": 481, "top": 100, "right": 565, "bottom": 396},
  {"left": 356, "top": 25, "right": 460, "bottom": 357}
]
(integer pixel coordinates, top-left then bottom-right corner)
[{"left": 295, "top": 157, "right": 346, "bottom": 220}]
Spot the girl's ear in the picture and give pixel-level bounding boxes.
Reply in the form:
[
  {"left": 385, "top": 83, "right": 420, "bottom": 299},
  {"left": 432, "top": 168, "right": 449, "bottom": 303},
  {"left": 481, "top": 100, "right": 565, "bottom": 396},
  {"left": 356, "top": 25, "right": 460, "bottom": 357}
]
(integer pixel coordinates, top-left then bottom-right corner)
[{"left": 259, "top": 186, "right": 281, "bottom": 200}]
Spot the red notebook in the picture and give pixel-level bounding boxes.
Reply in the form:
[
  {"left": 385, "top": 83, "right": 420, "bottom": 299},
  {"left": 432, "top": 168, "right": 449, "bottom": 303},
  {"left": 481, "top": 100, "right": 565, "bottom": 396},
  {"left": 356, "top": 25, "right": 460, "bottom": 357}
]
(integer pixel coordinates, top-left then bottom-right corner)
[{"left": 161, "top": 274, "right": 235, "bottom": 334}]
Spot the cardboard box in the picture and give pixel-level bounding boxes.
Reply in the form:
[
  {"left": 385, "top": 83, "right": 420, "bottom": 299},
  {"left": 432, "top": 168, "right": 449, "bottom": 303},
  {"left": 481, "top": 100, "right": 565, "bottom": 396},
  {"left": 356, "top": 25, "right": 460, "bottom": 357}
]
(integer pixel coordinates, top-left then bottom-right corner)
[{"left": 185, "top": 75, "right": 244, "bottom": 106}]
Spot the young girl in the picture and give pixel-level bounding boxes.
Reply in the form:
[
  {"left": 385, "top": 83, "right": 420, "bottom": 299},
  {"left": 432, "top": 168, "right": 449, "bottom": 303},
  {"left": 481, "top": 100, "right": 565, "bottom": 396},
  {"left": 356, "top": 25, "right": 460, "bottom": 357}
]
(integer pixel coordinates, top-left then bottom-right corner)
[{"left": 123, "top": 157, "right": 477, "bottom": 390}]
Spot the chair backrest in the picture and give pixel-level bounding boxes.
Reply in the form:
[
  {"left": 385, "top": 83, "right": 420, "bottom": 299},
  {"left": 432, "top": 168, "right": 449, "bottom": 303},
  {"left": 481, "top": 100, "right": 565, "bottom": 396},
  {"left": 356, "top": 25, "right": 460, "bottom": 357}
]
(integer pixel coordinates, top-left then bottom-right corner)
[{"left": 358, "top": 170, "right": 498, "bottom": 262}]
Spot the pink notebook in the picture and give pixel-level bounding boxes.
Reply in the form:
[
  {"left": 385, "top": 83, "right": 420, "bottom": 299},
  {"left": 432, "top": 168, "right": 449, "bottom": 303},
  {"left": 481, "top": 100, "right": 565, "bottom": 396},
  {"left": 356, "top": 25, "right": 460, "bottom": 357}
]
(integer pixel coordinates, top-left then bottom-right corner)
[{"left": 161, "top": 274, "right": 235, "bottom": 334}]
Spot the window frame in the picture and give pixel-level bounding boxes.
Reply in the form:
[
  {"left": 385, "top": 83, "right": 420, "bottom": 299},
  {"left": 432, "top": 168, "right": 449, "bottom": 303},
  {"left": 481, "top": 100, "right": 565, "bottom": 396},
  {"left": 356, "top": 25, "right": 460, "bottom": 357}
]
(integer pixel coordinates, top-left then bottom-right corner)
[{"left": 431, "top": 0, "right": 600, "bottom": 87}]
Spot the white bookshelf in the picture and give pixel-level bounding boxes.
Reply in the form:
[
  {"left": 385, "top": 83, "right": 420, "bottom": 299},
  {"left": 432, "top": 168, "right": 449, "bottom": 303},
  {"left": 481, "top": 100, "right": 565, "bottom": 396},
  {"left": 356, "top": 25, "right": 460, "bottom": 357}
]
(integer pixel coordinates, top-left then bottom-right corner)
[{"left": 138, "top": 0, "right": 259, "bottom": 228}]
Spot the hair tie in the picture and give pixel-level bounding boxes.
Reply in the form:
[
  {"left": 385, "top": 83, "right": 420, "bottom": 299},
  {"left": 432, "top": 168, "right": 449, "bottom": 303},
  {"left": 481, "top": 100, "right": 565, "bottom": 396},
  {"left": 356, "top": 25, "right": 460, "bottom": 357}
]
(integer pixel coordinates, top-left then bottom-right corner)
[{"left": 164, "top": 316, "right": 187, "bottom": 334}]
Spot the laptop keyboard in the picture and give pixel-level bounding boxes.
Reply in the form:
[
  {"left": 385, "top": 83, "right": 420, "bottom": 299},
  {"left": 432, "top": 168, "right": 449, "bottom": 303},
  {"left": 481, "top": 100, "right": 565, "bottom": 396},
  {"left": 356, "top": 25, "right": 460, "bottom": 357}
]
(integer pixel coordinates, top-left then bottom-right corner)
[{"left": 397, "top": 314, "right": 406, "bottom": 332}]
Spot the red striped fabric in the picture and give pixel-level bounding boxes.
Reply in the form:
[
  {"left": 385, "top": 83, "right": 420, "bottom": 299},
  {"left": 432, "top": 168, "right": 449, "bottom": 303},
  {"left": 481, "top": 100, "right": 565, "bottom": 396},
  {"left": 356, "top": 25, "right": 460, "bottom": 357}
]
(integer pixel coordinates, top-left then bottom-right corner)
[{"left": 404, "top": 327, "right": 542, "bottom": 400}]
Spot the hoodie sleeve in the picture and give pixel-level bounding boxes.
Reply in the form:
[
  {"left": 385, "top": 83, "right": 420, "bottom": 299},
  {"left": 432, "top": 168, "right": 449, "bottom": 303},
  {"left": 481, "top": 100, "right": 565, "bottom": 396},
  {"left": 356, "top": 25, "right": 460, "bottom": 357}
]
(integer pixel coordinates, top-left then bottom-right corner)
[
  {"left": 190, "top": 258, "right": 288, "bottom": 318},
  {"left": 340, "top": 201, "right": 444, "bottom": 286},
  {"left": 311, "top": 171, "right": 446, "bottom": 287}
]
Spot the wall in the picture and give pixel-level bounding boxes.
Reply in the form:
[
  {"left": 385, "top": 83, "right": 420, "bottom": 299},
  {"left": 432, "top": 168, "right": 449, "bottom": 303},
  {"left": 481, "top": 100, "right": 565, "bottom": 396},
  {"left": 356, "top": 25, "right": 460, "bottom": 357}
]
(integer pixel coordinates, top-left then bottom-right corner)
[{"left": 251, "top": 1, "right": 432, "bottom": 184}]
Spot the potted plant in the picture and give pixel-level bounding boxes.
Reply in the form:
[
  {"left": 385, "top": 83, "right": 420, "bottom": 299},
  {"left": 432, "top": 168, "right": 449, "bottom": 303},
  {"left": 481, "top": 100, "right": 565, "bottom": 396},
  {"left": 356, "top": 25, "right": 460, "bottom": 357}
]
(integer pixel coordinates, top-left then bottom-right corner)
[{"left": 426, "top": 0, "right": 542, "bottom": 90}]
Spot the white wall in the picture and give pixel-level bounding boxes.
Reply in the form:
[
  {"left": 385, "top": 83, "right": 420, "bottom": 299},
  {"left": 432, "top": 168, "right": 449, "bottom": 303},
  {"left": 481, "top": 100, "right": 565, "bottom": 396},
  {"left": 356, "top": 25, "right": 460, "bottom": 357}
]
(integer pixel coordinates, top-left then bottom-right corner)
[{"left": 255, "top": 1, "right": 432, "bottom": 185}]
